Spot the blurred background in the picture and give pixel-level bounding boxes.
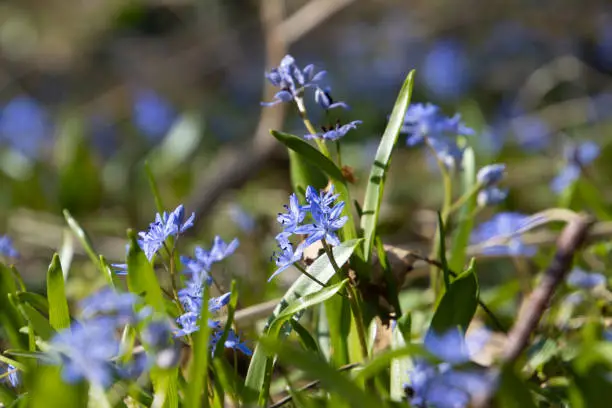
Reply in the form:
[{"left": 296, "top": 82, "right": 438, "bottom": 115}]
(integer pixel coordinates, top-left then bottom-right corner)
[{"left": 2, "top": 0, "right": 612, "bottom": 310}]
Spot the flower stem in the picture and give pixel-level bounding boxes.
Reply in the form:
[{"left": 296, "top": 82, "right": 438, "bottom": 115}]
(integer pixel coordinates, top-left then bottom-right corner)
[
  {"left": 295, "top": 97, "right": 331, "bottom": 158},
  {"left": 295, "top": 263, "right": 329, "bottom": 288},
  {"left": 164, "top": 242, "right": 184, "bottom": 314},
  {"left": 447, "top": 182, "right": 483, "bottom": 214}
]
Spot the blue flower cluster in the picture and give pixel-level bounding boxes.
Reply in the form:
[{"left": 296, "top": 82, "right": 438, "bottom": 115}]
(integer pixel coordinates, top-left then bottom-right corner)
[
  {"left": 263, "top": 55, "right": 358, "bottom": 142},
  {"left": 0, "top": 235, "right": 18, "bottom": 258},
  {"left": 470, "top": 212, "right": 537, "bottom": 257},
  {"left": 138, "top": 204, "right": 195, "bottom": 260},
  {"left": 2, "top": 364, "right": 19, "bottom": 388},
  {"left": 567, "top": 268, "right": 607, "bottom": 290},
  {"left": 49, "top": 288, "right": 160, "bottom": 387},
  {"left": 270, "top": 185, "right": 348, "bottom": 281},
  {"left": 176, "top": 236, "right": 251, "bottom": 355},
  {"left": 400, "top": 103, "right": 474, "bottom": 169},
  {"left": 476, "top": 164, "right": 508, "bottom": 207},
  {"left": 407, "top": 328, "right": 495, "bottom": 408},
  {"left": 551, "top": 141, "right": 600, "bottom": 193}
]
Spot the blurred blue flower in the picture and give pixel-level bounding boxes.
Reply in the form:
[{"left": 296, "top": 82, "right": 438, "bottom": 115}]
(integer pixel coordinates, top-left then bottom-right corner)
[
  {"left": 132, "top": 89, "right": 177, "bottom": 142},
  {"left": 511, "top": 116, "right": 551, "bottom": 152},
  {"left": 295, "top": 185, "right": 348, "bottom": 247},
  {"left": 0, "top": 96, "right": 50, "bottom": 158},
  {"left": 262, "top": 55, "right": 325, "bottom": 106},
  {"left": 314, "top": 87, "right": 349, "bottom": 110},
  {"left": 181, "top": 236, "right": 239, "bottom": 284},
  {"left": 0, "top": 235, "right": 19, "bottom": 258},
  {"left": 477, "top": 187, "right": 508, "bottom": 207},
  {"left": 4, "top": 364, "right": 19, "bottom": 388},
  {"left": 422, "top": 39, "right": 471, "bottom": 101},
  {"left": 305, "top": 120, "right": 362, "bottom": 141},
  {"left": 79, "top": 288, "right": 139, "bottom": 324},
  {"left": 138, "top": 204, "right": 195, "bottom": 260},
  {"left": 142, "top": 320, "right": 173, "bottom": 350},
  {"left": 471, "top": 212, "right": 537, "bottom": 257},
  {"left": 477, "top": 164, "right": 506, "bottom": 187},
  {"left": 270, "top": 236, "right": 304, "bottom": 281},
  {"left": 596, "top": 17, "right": 612, "bottom": 70},
  {"left": 228, "top": 204, "right": 256, "bottom": 233},
  {"left": 567, "top": 268, "right": 606, "bottom": 289},
  {"left": 551, "top": 141, "right": 600, "bottom": 193},
  {"left": 424, "top": 328, "right": 471, "bottom": 365},
  {"left": 50, "top": 318, "right": 119, "bottom": 387}
]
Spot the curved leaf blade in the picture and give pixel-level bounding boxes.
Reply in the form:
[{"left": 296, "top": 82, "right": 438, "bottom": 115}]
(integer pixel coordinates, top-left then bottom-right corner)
[
  {"left": 126, "top": 230, "right": 166, "bottom": 313},
  {"left": 360, "top": 71, "right": 415, "bottom": 263},
  {"left": 46, "top": 254, "right": 71, "bottom": 331}
]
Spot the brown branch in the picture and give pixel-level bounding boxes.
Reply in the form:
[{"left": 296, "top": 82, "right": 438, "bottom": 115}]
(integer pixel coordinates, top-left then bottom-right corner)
[{"left": 474, "top": 214, "right": 595, "bottom": 408}]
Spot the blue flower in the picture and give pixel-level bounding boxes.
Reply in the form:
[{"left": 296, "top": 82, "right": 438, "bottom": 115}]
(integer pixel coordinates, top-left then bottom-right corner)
[
  {"left": 0, "top": 96, "right": 50, "bottom": 158},
  {"left": 551, "top": 141, "right": 600, "bottom": 193},
  {"left": 477, "top": 187, "right": 508, "bottom": 207},
  {"left": 470, "top": 212, "right": 537, "bottom": 257},
  {"left": 270, "top": 236, "right": 304, "bottom": 281},
  {"left": 228, "top": 204, "right": 256, "bottom": 233},
  {"left": 567, "top": 268, "right": 606, "bottom": 289},
  {"left": 295, "top": 185, "right": 348, "bottom": 247},
  {"left": 138, "top": 205, "right": 195, "bottom": 260},
  {"left": 0, "top": 235, "right": 19, "bottom": 258},
  {"left": 79, "top": 288, "right": 140, "bottom": 324},
  {"left": 4, "top": 364, "right": 19, "bottom": 388},
  {"left": 477, "top": 164, "right": 506, "bottom": 187},
  {"left": 212, "top": 329, "right": 252, "bottom": 356},
  {"left": 424, "top": 328, "right": 472, "bottom": 365},
  {"left": 401, "top": 103, "right": 473, "bottom": 146},
  {"left": 422, "top": 39, "right": 471, "bottom": 101},
  {"left": 50, "top": 318, "right": 119, "bottom": 387},
  {"left": 277, "top": 193, "right": 308, "bottom": 235},
  {"left": 262, "top": 55, "right": 325, "bottom": 106},
  {"left": 181, "top": 236, "right": 239, "bottom": 284},
  {"left": 314, "top": 87, "right": 349, "bottom": 110},
  {"left": 208, "top": 292, "right": 231, "bottom": 313},
  {"left": 305, "top": 120, "right": 362, "bottom": 141},
  {"left": 132, "top": 89, "right": 177, "bottom": 142}
]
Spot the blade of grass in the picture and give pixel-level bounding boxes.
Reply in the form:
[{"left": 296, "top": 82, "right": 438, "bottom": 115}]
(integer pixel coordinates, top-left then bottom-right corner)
[
  {"left": 46, "top": 254, "right": 71, "bottom": 331},
  {"left": 361, "top": 71, "right": 415, "bottom": 264},
  {"left": 126, "top": 230, "right": 166, "bottom": 313},
  {"left": 186, "top": 285, "right": 211, "bottom": 408}
]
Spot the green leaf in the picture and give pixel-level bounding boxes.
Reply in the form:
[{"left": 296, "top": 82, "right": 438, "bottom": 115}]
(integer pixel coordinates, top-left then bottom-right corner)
[
  {"left": 289, "top": 149, "right": 328, "bottom": 201},
  {"left": 30, "top": 365, "right": 88, "bottom": 408},
  {"left": 144, "top": 161, "right": 165, "bottom": 214},
  {"left": 354, "top": 344, "right": 423, "bottom": 382},
  {"left": 375, "top": 235, "right": 402, "bottom": 318},
  {"left": 429, "top": 259, "right": 479, "bottom": 335},
  {"left": 99, "top": 255, "right": 117, "bottom": 287},
  {"left": 289, "top": 319, "right": 320, "bottom": 354},
  {"left": 448, "top": 146, "right": 477, "bottom": 272},
  {"left": 14, "top": 299, "right": 54, "bottom": 341},
  {"left": 46, "top": 254, "right": 71, "bottom": 331},
  {"left": 186, "top": 285, "right": 211, "bottom": 408},
  {"left": 324, "top": 285, "right": 350, "bottom": 366},
  {"left": 63, "top": 210, "right": 103, "bottom": 273},
  {"left": 245, "top": 279, "right": 350, "bottom": 406},
  {"left": 0, "top": 264, "right": 27, "bottom": 350},
  {"left": 126, "top": 230, "right": 166, "bottom": 313},
  {"left": 258, "top": 338, "right": 380, "bottom": 408},
  {"left": 390, "top": 313, "right": 411, "bottom": 401},
  {"left": 360, "top": 71, "right": 415, "bottom": 263},
  {"left": 212, "top": 358, "right": 242, "bottom": 404},
  {"left": 270, "top": 130, "right": 358, "bottom": 244},
  {"left": 496, "top": 364, "right": 538, "bottom": 408},
  {"left": 437, "top": 212, "right": 451, "bottom": 289},
  {"left": 0, "top": 383, "right": 16, "bottom": 406},
  {"left": 15, "top": 292, "right": 49, "bottom": 315}
]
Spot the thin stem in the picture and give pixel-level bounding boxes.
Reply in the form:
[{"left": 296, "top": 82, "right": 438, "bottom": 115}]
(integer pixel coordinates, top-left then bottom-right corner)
[
  {"left": 447, "top": 182, "right": 483, "bottom": 215},
  {"left": 295, "top": 263, "right": 329, "bottom": 288},
  {"left": 295, "top": 97, "right": 331, "bottom": 158},
  {"left": 163, "top": 242, "right": 184, "bottom": 314},
  {"left": 336, "top": 140, "right": 343, "bottom": 168}
]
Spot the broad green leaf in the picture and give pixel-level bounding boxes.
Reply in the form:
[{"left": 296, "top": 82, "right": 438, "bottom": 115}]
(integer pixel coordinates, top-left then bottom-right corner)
[
  {"left": 246, "top": 279, "right": 349, "bottom": 406},
  {"left": 99, "top": 255, "right": 117, "bottom": 287},
  {"left": 186, "top": 285, "right": 211, "bottom": 408},
  {"left": 437, "top": 212, "right": 451, "bottom": 289},
  {"left": 270, "top": 130, "right": 358, "bottom": 244},
  {"left": 0, "top": 264, "right": 27, "bottom": 350},
  {"left": 30, "top": 365, "right": 88, "bottom": 408},
  {"left": 361, "top": 71, "right": 415, "bottom": 263},
  {"left": 390, "top": 313, "right": 411, "bottom": 401},
  {"left": 126, "top": 230, "right": 166, "bottom": 313},
  {"left": 258, "top": 338, "right": 380, "bottom": 408},
  {"left": 244, "top": 239, "right": 362, "bottom": 401},
  {"left": 63, "top": 210, "right": 102, "bottom": 273},
  {"left": 429, "top": 259, "right": 478, "bottom": 335},
  {"left": 151, "top": 367, "right": 178, "bottom": 408},
  {"left": 289, "top": 149, "right": 328, "bottom": 201},
  {"left": 15, "top": 299, "right": 54, "bottom": 341},
  {"left": 324, "top": 285, "right": 350, "bottom": 366},
  {"left": 144, "top": 161, "right": 165, "bottom": 214},
  {"left": 496, "top": 364, "right": 538, "bottom": 408},
  {"left": 46, "top": 254, "right": 71, "bottom": 331},
  {"left": 449, "top": 146, "right": 476, "bottom": 272}
]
